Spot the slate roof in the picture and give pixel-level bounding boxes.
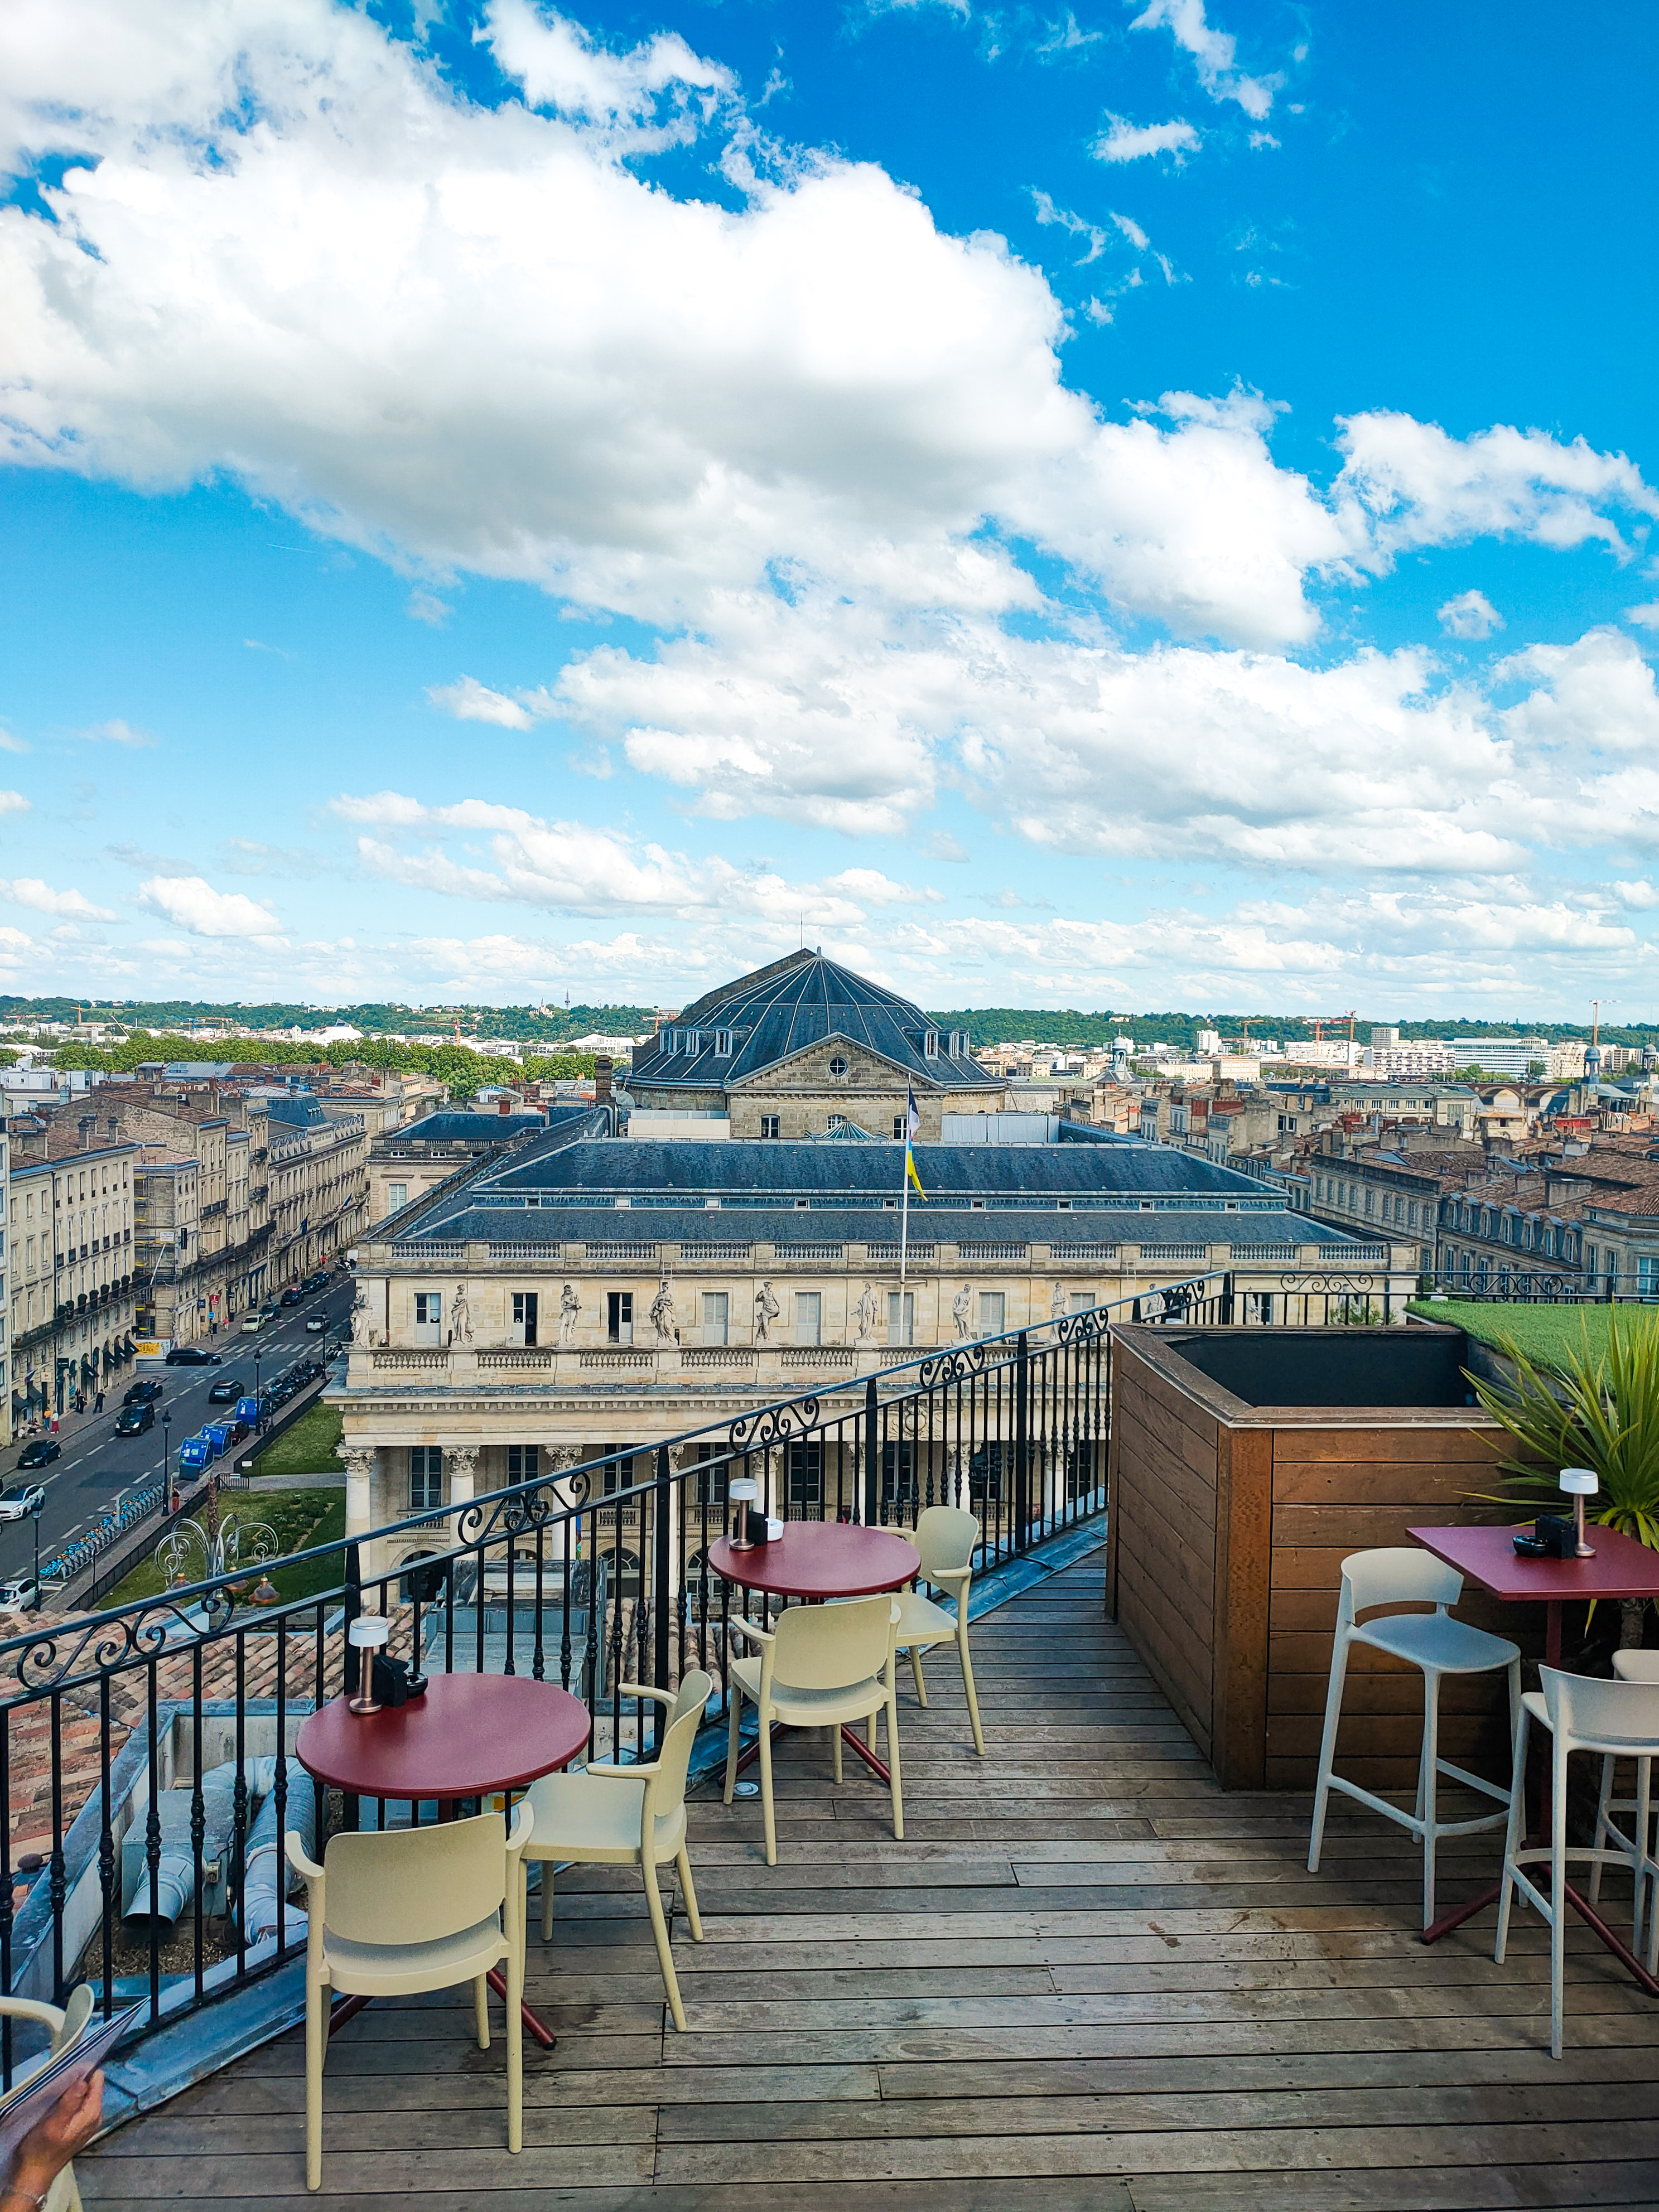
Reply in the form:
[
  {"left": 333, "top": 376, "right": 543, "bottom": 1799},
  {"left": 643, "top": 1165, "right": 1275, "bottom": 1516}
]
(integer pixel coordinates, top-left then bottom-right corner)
[
  {"left": 397, "top": 1109, "right": 569, "bottom": 1144},
  {"left": 629, "top": 949, "right": 989, "bottom": 1096}
]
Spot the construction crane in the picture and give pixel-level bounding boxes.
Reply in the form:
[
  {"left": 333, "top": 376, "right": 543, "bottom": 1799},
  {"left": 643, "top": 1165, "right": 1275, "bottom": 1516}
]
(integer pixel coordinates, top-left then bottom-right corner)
[{"left": 1306, "top": 1011, "right": 1357, "bottom": 1043}]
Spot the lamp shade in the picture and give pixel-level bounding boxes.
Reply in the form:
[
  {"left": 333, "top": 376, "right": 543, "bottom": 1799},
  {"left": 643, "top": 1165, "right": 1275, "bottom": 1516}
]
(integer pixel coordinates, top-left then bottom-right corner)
[
  {"left": 1559, "top": 1467, "right": 1599, "bottom": 1496},
  {"left": 348, "top": 1614, "right": 389, "bottom": 1650},
  {"left": 728, "top": 1479, "right": 760, "bottom": 1506}
]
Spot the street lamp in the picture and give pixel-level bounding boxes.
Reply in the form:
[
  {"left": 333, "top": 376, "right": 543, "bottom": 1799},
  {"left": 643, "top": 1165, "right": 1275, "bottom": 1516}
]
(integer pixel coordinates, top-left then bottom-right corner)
[
  {"left": 253, "top": 1349, "right": 262, "bottom": 1436},
  {"left": 30, "top": 1499, "right": 42, "bottom": 1613},
  {"left": 162, "top": 1408, "right": 173, "bottom": 1513}
]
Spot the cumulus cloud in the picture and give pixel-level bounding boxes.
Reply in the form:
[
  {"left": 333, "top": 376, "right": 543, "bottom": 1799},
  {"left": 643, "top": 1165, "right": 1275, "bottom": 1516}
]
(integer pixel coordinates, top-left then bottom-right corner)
[
  {"left": 1438, "top": 590, "right": 1503, "bottom": 640},
  {"left": 135, "top": 875, "right": 284, "bottom": 938},
  {"left": 1092, "top": 114, "right": 1201, "bottom": 163},
  {"left": 0, "top": 878, "right": 116, "bottom": 920},
  {"left": 332, "top": 791, "right": 936, "bottom": 924},
  {"left": 1626, "top": 603, "right": 1659, "bottom": 629},
  {"left": 427, "top": 677, "right": 534, "bottom": 730},
  {"left": 1127, "top": 0, "right": 1281, "bottom": 119},
  {"left": 484, "top": 0, "right": 734, "bottom": 137},
  {"left": 78, "top": 718, "right": 154, "bottom": 746}
]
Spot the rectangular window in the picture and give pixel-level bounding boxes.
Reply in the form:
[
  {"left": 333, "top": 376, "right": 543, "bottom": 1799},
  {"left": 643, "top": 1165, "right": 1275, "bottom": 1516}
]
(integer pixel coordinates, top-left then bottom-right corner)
[
  {"left": 691, "top": 1441, "right": 727, "bottom": 1509},
  {"left": 787, "top": 1438, "right": 823, "bottom": 1513},
  {"left": 413, "top": 1289, "right": 442, "bottom": 1345},
  {"left": 713, "top": 1029, "right": 734, "bottom": 1056},
  {"left": 881, "top": 1440, "right": 917, "bottom": 1513},
  {"left": 606, "top": 1291, "right": 634, "bottom": 1345},
  {"left": 1069, "top": 1292, "right": 1094, "bottom": 1315},
  {"left": 893, "top": 1115, "right": 906, "bottom": 1141},
  {"left": 978, "top": 1291, "right": 1005, "bottom": 1336},
  {"left": 513, "top": 1290, "right": 539, "bottom": 1346},
  {"left": 759, "top": 1115, "right": 780, "bottom": 1139},
  {"left": 887, "top": 1291, "right": 914, "bottom": 1347},
  {"left": 826, "top": 1114, "right": 845, "bottom": 1133},
  {"left": 794, "top": 1291, "right": 821, "bottom": 1346},
  {"left": 701, "top": 1292, "right": 729, "bottom": 1347},
  {"left": 1640, "top": 1258, "right": 1659, "bottom": 1303},
  {"left": 923, "top": 1031, "right": 939, "bottom": 1058},
  {"left": 386, "top": 1181, "right": 407, "bottom": 1213},
  {"left": 409, "top": 1446, "right": 443, "bottom": 1512},
  {"left": 507, "top": 1443, "right": 540, "bottom": 1482}
]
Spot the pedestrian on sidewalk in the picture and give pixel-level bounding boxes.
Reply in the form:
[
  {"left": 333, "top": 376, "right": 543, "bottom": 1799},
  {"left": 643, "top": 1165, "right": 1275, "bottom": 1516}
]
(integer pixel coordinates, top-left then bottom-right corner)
[{"left": 93, "top": 1389, "right": 105, "bottom": 1414}]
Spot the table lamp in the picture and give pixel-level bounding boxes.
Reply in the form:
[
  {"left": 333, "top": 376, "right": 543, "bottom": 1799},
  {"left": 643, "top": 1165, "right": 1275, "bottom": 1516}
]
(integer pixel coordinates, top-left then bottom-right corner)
[
  {"left": 729, "top": 1478, "right": 759, "bottom": 1552},
  {"left": 348, "top": 1614, "right": 389, "bottom": 1713},
  {"left": 1560, "top": 1467, "right": 1599, "bottom": 1559}
]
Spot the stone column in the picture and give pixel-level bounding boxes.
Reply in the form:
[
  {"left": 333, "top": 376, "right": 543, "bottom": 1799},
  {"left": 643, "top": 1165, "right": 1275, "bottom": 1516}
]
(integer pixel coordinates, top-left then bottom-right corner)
[
  {"left": 446, "top": 1443, "right": 479, "bottom": 1543},
  {"left": 340, "top": 1446, "right": 376, "bottom": 1540}
]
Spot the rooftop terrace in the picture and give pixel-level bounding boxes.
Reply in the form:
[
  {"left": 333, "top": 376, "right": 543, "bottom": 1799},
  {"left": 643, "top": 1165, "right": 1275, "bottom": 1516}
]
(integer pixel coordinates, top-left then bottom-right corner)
[{"left": 80, "top": 1547, "right": 1659, "bottom": 2209}]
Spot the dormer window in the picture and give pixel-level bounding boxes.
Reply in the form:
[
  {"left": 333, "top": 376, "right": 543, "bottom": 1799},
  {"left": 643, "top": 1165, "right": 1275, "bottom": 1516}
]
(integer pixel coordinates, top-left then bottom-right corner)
[
  {"left": 663, "top": 1028, "right": 679, "bottom": 1055},
  {"left": 714, "top": 1029, "right": 734, "bottom": 1056},
  {"left": 923, "top": 1031, "right": 939, "bottom": 1059}
]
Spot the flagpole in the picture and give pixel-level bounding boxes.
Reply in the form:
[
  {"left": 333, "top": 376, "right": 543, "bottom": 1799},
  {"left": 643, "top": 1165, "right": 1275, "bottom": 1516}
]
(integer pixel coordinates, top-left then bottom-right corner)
[{"left": 900, "top": 1134, "right": 910, "bottom": 1287}]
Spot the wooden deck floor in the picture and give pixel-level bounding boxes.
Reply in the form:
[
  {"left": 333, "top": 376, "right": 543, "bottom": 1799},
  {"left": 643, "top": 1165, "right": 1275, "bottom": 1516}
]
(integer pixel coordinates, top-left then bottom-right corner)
[{"left": 81, "top": 1550, "right": 1659, "bottom": 2210}]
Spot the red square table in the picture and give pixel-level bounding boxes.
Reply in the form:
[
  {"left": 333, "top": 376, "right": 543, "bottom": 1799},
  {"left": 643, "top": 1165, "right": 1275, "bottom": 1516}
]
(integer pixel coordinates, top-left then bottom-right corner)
[{"left": 1407, "top": 1521, "right": 1659, "bottom": 1988}]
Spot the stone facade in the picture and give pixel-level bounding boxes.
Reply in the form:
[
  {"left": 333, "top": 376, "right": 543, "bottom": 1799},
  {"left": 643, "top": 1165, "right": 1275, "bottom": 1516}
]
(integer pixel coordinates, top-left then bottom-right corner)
[
  {"left": 725, "top": 1035, "right": 1004, "bottom": 1142},
  {"left": 8, "top": 1138, "right": 137, "bottom": 1421}
]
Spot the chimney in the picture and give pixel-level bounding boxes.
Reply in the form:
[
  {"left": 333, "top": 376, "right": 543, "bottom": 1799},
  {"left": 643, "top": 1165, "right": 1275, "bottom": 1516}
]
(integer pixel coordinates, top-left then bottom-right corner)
[
  {"left": 594, "top": 1055, "right": 613, "bottom": 1105},
  {"left": 498, "top": 1097, "right": 510, "bottom": 1116}
]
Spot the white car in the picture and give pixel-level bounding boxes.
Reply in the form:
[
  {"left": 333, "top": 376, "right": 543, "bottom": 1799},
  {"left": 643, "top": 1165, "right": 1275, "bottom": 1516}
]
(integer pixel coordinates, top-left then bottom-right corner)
[
  {"left": 0, "top": 1482, "right": 46, "bottom": 1523},
  {"left": 0, "top": 1575, "right": 39, "bottom": 1611}
]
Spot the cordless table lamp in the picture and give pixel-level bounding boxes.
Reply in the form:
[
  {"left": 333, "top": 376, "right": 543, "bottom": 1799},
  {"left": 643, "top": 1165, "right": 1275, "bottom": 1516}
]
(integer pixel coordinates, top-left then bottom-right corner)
[
  {"left": 1560, "top": 1466, "right": 1599, "bottom": 1559},
  {"left": 348, "top": 1614, "right": 390, "bottom": 1713}
]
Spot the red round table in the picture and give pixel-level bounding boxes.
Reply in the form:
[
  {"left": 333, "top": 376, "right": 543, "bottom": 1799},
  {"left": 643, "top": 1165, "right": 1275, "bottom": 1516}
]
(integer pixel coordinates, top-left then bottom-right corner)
[
  {"left": 708, "top": 1523, "right": 921, "bottom": 1786},
  {"left": 297, "top": 1674, "right": 589, "bottom": 2047}
]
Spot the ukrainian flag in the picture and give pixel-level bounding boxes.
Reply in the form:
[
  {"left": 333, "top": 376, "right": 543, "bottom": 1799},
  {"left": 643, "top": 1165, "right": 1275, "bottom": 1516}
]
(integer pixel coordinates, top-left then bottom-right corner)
[{"left": 905, "top": 1084, "right": 927, "bottom": 1200}]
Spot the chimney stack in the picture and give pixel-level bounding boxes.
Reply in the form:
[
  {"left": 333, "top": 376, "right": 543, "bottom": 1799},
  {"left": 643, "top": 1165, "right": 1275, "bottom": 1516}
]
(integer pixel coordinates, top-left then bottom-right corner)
[{"left": 594, "top": 1055, "right": 613, "bottom": 1104}]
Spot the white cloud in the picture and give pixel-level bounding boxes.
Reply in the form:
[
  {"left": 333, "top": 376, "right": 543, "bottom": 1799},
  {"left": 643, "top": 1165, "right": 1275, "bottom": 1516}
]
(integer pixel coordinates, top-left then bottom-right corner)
[
  {"left": 1614, "top": 880, "right": 1659, "bottom": 910},
  {"left": 0, "top": 878, "right": 116, "bottom": 920},
  {"left": 0, "top": 792, "right": 28, "bottom": 818},
  {"left": 1092, "top": 114, "right": 1201, "bottom": 164},
  {"left": 1337, "top": 416, "right": 1659, "bottom": 564},
  {"left": 1626, "top": 603, "right": 1659, "bottom": 629},
  {"left": 1438, "top": 590, "right": 1503, "bottom": 640},
  {"left": 135, "top": 875, "right": 284, "bottom": 939},
  {"left": 483, "top": 1, "right": 734, "bottom": 137},
  {"left": 78, "top": 718, "right": 154, "bottom": 746},
  {"left": 406, "top": 588, "right": 450, "bottom": 626},
  {"left": 1127, "top": 0, "right": 1281, "bottom": 119},
  {"left": 427, "top": 677, "right": 534, "bottom": 730}
]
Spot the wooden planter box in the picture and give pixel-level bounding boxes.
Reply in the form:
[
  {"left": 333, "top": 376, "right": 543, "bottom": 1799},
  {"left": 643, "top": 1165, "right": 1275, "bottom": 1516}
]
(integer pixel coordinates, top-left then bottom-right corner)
[{"left": 1105, "top": 1324, "right": 1520, "bottom": 1793}]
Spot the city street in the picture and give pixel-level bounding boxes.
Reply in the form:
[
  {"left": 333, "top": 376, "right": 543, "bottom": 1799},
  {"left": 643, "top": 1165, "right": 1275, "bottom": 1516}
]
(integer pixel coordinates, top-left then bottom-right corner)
[{"left": 0, "top": 1277, "right": 353, "bottom": 1588}]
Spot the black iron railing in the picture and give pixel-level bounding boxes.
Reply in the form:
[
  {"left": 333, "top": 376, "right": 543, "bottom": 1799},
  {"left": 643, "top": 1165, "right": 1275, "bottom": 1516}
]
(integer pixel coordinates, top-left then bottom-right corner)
[
  {"left": 0, "top": 1264, "right": 1398, "bottom": 2070},
  {"left": 1423, "top": 1267, "right": 1658, "bottom": 1305}
]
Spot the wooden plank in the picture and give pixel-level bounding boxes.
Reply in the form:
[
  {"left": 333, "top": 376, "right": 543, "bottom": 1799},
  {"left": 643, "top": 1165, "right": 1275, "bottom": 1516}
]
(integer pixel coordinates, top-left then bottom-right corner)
[{"left": 1213, "top": 1421, "right": 1272, "bottom": 1789}]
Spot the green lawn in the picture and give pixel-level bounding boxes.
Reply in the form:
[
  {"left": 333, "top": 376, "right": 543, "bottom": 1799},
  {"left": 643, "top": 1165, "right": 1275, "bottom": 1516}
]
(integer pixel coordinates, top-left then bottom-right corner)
[
  {"left": 107, "top": 1489, "right": 346, "bottom": 1606},
  {"left": 1410, "top": 1299, "right": 1659, "bottom": 1369},
  {"left": 248, "top": 1400, "right": 344, "bottom": 1478}
]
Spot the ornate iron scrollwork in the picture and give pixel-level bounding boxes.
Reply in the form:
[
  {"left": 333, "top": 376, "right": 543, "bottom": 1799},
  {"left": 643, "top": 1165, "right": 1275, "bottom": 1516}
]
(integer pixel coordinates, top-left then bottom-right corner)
[{"left": 728, "top": 1395, "right": 823, "bottom": 1452}]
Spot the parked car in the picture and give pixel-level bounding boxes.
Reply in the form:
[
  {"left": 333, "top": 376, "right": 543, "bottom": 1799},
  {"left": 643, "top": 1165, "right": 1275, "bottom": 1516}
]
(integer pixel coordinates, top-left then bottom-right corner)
[
  {"left": 240, "top": 1311, "right": 272, "bottom": 1334},
  {"left": 207, "top": 1378, "right": 244, "bottom": 1405},
  {"left": 0, "top": 1576, "right": 39, "bottom": 1612},
  {"left": 305, "top": 1314, "right": 327, "bottom": 1333},
  {"left": 114, "top": 1403, "right": 155, "bottom": 1437},
  {"left": 124, "top": 1378, "right": 165, "bottom": 1406},
  {"left": 16, "top": 1440, "right": 60, "bottom": 1470},
  {"left": 279, "top": 1287, "right": 304, "bottom": 1307},
  {"left": 302, "top": 1272, "right": 329, "bottom": 1294},
  {"left": 0, "top": 1482, "right": 46, "bottom": 1523},
  {"left": 165, "top": 1346, "right": 222, "bottom": 1367}
]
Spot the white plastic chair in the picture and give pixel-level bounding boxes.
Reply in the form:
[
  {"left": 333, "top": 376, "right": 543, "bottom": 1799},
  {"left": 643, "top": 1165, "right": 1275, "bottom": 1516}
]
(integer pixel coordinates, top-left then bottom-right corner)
[
  {"left": 1589, "top": 1647, "right": 1659, "bottom": 1951},
  {"left": 1497, "top": 1665, "right": 1659, "bottom": 2056},
  {"left": 892, "top": 1506, "right": 985, "bottom": 1756},
  {"left": 1308, "top": 1547, "right": 1521, "bottom": 1929},
  {"left": 523, "top": 1672, "right": 710, "bottom": 2031},
  {"left": 722, "top": 1595, "right": 901, "bottom": 1865},
  {"left": 284, "top": 1805, "right": 533, "bottom": 2191},
  {"left": 0, "top": 1983, "right": 95, "bottom": 2212}
]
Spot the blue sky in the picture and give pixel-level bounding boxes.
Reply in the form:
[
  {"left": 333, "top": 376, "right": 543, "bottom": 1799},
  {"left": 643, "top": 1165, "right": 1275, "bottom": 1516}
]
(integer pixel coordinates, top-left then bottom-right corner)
[{"left": 1, "top": 0, "right": 1656, "bottom": 1017}]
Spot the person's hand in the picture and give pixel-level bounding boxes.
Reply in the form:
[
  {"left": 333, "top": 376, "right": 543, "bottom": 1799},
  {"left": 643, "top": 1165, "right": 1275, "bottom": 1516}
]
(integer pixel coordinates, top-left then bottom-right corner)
[{"left": 3, "top": 2070, "right": 104, "bottom": 2208}]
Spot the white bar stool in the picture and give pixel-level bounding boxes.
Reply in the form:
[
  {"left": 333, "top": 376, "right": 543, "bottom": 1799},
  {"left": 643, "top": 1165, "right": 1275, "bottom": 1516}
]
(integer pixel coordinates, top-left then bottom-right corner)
[
  {"left": 1308, "top": 1547, "right": 1521, "bottom": 1929},
  {"left": 1497, "top": 1665, "right": 1659, "bottom": 2056},
  {"left": 1586, "top": 1649, "right": 1659, "bottom": 1958}
]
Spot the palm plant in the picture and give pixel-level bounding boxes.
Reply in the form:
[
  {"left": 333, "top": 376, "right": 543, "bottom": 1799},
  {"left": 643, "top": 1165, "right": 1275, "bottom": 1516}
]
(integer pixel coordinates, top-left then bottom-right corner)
[{"left": 1469, "top": 1311, "right": 1659, "bottom": 1644}]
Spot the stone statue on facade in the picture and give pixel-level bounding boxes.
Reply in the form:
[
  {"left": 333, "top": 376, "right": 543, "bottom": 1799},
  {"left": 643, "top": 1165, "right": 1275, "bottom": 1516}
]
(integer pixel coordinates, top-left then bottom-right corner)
[
  {"left": 350, "top": 1277, "right": 374, "bottom": 1346},
  {"left": 853, "top": 1282, "right": 882, "bottom": 1345},
  {"left": 559, "top": 1283, "right": 581, "bottom": 1345},
  {"left": 1051, "top": 1279, "right": 1067, "bottom": 1324},
  {"left": 449, "top": 1281, "right": 473, "bottom": 1348},
  {"left": 650, "top": 1277, "right": 679, "bottom": 1344},
  {"left": 952, "top": 1283, "right": 973, "bottom": 1340},
  {"left": 754, "top": 1280, "right": 780, "bottom": 1343}
]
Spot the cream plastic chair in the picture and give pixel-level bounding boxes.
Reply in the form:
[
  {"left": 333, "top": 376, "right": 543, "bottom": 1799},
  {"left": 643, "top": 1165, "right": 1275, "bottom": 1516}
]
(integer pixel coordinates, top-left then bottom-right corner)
[
  {"left": 1497, "top": 1665, "right": 1659, "bottom": 2056},
  {"left": 523, "top": 1672, "right": 711, "bottom": 2032},
  {"left": 723, "top": 1595, "right": 901, "bottom": 1866},
  {"left": 0, "top": 1983, "right": 95, "bottom": 2212},
  {"left": 284, "top": 1805, "right": 533, "bottom": 2191},
  {"left": 1589, "top": 1647, "right": 1659, "bottom": 1952},
  {"left": 892, "top": 1506, "right": 985, "bottom": 1756},
  {"left": 1308, "top": 1547, "right": 1521, "bottom": 1929}
]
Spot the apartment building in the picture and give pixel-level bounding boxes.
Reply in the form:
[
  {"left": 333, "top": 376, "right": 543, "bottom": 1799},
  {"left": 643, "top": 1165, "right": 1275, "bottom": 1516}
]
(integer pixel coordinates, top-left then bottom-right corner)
[
  {"left": 7, "top": 1123, "right": 137, "bottom": 1420},
  {"left": 366, "top": 1107, "right": 578, "bottom": 1228},
  {"left": 263, "top": 1095, "right": 369, "bottom": 1286}
]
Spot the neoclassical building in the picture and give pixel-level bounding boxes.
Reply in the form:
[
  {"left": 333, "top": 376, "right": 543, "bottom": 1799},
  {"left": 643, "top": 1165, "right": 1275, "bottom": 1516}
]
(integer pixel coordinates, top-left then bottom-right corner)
[
  {"left": 333, "top": 972, "right": 1412, "bottom": 1582},
  {"left": 626, "top": 948, "right": 1005, "bottom": 1140}
]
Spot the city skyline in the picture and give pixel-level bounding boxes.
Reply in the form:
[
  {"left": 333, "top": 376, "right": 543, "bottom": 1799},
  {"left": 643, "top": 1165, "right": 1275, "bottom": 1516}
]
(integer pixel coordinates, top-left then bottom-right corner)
[{"left": 2, "top": 0, "right": 1656, "bottom": 1013}]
